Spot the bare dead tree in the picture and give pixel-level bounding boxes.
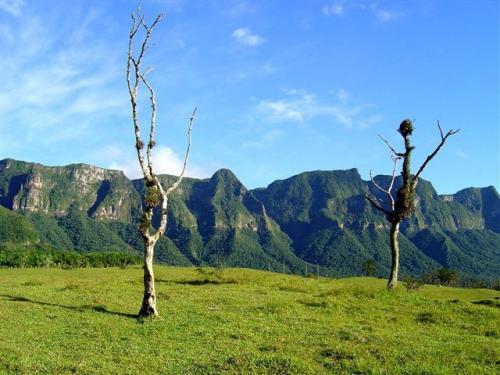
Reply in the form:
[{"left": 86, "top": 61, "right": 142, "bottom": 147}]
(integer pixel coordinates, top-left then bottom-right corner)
[
  {"left": 127, "top": 8, "right": 196, "bottom": 317},
  {"left": 366, "top": 119, "right": 458, "bottom": 289}
]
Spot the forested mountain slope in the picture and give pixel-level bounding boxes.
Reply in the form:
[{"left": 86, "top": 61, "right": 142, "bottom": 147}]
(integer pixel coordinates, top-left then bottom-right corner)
[{"left": 1, "top": 158, "right": 498, "bottom": 280}]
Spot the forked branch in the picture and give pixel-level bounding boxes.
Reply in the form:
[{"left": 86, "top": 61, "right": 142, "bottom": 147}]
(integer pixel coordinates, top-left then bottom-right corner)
[
  {"left": 127, "top": 9, "right": 163, "bottom": 183},
  {"left": 126, "top": 7, "right": 196, "bottom": 243},
  {"left": 413, "top": 121, "right": 459, "bottom": 186},
  {"left": 369, "top": 155, "right": 400, "bottom": 211}
]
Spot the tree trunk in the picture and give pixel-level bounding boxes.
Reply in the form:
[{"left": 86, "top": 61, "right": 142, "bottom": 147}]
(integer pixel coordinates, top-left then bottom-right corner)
[
  {"left": 139, "top": 241, "right": 158, "bottom": 318},
  {"left": 387, "top": 222, "right": 400, "bottom": 289}
]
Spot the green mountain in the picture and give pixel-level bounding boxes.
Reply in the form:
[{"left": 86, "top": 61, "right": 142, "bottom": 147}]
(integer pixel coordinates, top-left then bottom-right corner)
[
  {"left": 253, "top": 170, "right": 499, "bottom": 279},
  {"left": 0, "top": 158, "right": 498, "bottom": 281}
]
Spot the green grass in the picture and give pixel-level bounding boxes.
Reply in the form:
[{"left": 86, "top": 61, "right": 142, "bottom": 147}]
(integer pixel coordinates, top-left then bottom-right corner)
[{"left": 0, "top": 267, "right": 498, "bottom": 374}]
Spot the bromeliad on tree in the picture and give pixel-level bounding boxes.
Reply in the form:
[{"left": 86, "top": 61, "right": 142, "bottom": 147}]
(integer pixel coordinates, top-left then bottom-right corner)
[
  {"left": 366, "top": 119, "right": 458, "bottom": 289},
  {"left": 126, "top": 6, "right": 196, "bottom": 317}
]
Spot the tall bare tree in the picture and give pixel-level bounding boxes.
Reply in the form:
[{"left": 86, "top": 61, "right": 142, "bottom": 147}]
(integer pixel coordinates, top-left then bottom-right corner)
[
  {"left": 127, "top": 8, "right": 196, "bottom": 317},
  {"left": 366, "top": 119, "right": 458, "bottom": 289}
]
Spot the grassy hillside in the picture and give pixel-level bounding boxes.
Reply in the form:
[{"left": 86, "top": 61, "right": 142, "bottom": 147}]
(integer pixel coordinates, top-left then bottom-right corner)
[{"left": 0, "top": 267, "right": 498, "bottom": 374}]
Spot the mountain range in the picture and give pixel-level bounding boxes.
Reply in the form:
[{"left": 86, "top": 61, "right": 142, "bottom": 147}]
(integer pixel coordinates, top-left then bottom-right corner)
[{"left": 0, "top": 158, "right": 498, "bottom": 281}]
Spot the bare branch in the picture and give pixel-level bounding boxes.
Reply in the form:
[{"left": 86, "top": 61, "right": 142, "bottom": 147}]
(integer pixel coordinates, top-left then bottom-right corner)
[
  {"left": 437, "top": 120, "right": 444, "bottom": 139},
  {"left": 369, "top": 155, "right": 400, "bottom": 211},
  {"left": 412, "top": 122, "right": 459, "bottom": 186},
  {"left": 127, "top": 10, "right": 164, "bottom": 183},
  {"left": 136, "top": 14, "right": 163, "bottom": 68},
  {"left": 127, "top": 16, "right": 150, "bottom": 181},
  {"left": 378, "top": 135, "right": 404, "bottom": 157},
  {"left": 166, "top": 107, "right": 197, "bottom": 195},
  {"left": 365, "top": 193, "right": 391, "bottom": 215},
  {"left": 369, "top": 169, "right": 387, "bottom": 194},
  {"left": 150, "top": 107, "right": 196, "bottom": 242},
  {"left": 386, "top": 155, "right": 400, "bottom": 210},
  {"left": 138, "top": 71, "right": 157, "bottom": 177}
]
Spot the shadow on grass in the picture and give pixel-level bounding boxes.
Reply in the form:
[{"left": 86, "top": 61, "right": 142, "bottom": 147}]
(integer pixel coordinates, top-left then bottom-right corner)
[
  {"left": 0, "top": 294, "right": 138, "bottom": 319},
  {"left": 472, "top": 299, "right": 500, "bottom": 308},
  {"left": 157, "top": 278, "right": 238, "bottom": 286}
]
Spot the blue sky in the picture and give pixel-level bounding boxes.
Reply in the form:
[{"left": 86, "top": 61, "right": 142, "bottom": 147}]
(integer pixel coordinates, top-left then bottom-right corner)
[{"left": 0, "top": 0, "right": 498, "bottom": 193}]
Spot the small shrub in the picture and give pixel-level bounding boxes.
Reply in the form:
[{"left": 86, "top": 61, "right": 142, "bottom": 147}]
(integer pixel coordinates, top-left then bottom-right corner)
[
  {"left": 422, "top": 268, "right": 459, "bottom": 287},
  {"left": 403, "top": 277, "right": 423, "bottom": 291},
  {"left": 362, "top": 259, "right": 377, "bottom": 277}
]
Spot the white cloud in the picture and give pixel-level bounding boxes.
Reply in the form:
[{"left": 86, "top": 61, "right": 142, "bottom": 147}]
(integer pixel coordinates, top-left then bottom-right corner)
[
  {"left": 107, "top": 145, "right": 208, "bottom": 180},
  {"left": 322, "top": 4, "right": 343, "bottom": 16},
  {"left": 256, "top": 89, "right": 379, "bottom": 128},
  {"left": 0, "top": 0, "right": 24, "bottom": 16},
  {"left": 232, "top": 28, "right": 266, "bottom": 47}
]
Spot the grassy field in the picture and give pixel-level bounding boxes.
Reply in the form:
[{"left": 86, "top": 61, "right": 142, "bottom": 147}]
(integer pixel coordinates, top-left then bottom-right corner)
[{"left": 0, "top": 266, "right": 498, "bottom": 374}]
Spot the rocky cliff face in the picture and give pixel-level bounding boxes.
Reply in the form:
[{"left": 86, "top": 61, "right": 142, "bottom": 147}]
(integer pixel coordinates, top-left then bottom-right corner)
[
  {"left": 0, "top": 158, "right": 499, "bottom": 280},
  {"left": 0, "top": 159, "right": 141, "bottom": 221},
  {"left": 450, "top": 186, "right": 500, "bottom": 233}
]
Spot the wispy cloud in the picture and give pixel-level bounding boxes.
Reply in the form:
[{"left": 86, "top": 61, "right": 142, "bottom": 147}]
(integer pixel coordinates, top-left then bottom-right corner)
[
  {"left": 322, "top": 2, "right": 398, "bottom": 23},
  {"left": 0, "top": 0, "right": 24, "bottom": 16},
  {"left": 232, "top": 28, "right": 266, "bottom": 47},
  {"left": 0, "top": 9, "right": 126, "bottom": 147},
  {"left": 256, "top": 89, "right": 382, "bottom": 128},
  {"left": 322, "top": 4, "right": 343, "bottom": 16}
]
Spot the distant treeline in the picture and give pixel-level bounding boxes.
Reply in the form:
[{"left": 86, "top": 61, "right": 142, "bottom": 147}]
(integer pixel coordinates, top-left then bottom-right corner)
[
  {"left": 0, "top": 244, "right": 141, "bottom": 269},
  {"left": 403, "top": 268, "right": 500, "bottom": 291}
]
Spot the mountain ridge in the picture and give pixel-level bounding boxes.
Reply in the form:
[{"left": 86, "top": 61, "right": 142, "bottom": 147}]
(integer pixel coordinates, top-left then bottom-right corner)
[{"left": 1, "top": 158, "right": 498, "bottom": 281}]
